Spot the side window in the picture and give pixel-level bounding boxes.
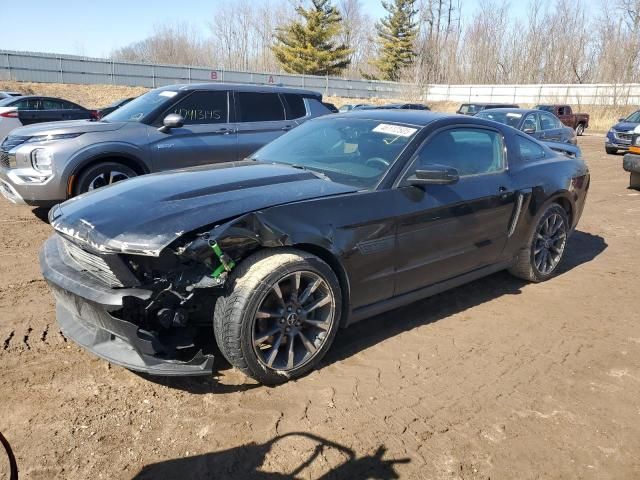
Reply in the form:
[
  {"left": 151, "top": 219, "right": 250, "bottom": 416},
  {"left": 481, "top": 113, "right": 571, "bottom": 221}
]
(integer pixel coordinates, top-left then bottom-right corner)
[
  {"left": 13, "top": 98, "right": 40, "bottom": 110},
  {"left": 282, "top": 94, "right": 307, "bottom": 119},
  {"left": 237, "top": 92, "right": 285, "bottom": 122},
  {"left": 517, "top": 136, "right": 546, "bottom": 162},
  {"left": 169, "top": 91, "right": 228, "bottom": 125},
  {"left": 540, "top": 113, "right": 559, "bottom": 130},
  {"left": 42, "top": 99, "right": 64, "bottom": 110},
  {"left": 61, "top": 101, "right": 82, "bottom": 110},
  {"left": 410, "top": 128, "right": 505, "bottom": 177}
]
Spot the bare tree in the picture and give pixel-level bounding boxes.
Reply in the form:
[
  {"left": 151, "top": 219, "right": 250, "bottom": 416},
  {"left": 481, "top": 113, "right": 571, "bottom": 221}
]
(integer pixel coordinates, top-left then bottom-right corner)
[{"left": 112, "top": 22, "right": 213, "bottom": 66}]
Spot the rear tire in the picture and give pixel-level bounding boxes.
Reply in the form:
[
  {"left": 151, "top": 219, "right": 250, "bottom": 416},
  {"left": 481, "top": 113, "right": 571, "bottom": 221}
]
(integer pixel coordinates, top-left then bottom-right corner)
[
  {"left": 575, "top": 123, "right": 585, "bottom": 136},
  {"left": 509, "top": 204, "right": 569, "bottom": 283},
  {"left": 74, "top": 162, "right": 137, "bottom": 195},
  {"left": 214, "top": 248, "right": 342, "bottom": 384},
  {"left": 605, "top": 147, "right": 617, "bottom": 155}
]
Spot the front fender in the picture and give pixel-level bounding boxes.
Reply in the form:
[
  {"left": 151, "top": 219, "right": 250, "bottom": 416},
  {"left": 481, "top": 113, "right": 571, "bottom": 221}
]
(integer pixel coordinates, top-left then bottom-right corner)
[{"left": 62, "top": 141, "right": 151, "bottom": 180}]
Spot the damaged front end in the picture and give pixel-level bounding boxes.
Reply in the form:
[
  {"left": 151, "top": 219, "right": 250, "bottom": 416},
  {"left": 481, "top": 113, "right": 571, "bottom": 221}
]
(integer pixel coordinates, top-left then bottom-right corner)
[{"left": 40, "top": 226, "right": 255, "bottom": 376}]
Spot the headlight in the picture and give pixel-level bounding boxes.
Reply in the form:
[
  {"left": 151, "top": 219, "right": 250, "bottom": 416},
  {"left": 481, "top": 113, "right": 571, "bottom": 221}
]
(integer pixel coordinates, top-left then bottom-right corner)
[
  {"left": 31, "top": 148, "right": 54, "bottom": 174},
  {"left": 25, "top": 133, "right": 83, "bottom": 144}
]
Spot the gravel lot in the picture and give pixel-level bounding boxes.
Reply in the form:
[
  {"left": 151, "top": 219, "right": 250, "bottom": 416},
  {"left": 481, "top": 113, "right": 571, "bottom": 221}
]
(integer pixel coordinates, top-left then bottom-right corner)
[{"left": 1, "top": 135, "right": 639, "bottom": 479}]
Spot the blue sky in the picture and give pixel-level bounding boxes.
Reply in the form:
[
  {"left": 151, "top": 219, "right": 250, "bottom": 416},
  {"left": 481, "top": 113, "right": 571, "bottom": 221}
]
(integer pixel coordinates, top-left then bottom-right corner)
[{"left": 2, "top": 0, "right": 541, "bottom": 58}]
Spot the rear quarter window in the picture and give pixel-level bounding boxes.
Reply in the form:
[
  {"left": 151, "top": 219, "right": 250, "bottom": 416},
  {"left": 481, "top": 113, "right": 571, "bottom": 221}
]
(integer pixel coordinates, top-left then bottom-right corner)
[
  {"left": 517, "top": 136, "right": 546, "bottom": 162},
  {"left": 282, "top": 94, "right": 307, "bottom": 119}
]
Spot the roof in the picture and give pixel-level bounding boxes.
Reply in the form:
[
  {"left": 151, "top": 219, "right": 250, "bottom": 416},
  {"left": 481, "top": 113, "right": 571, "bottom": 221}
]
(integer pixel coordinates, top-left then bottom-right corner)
[
  {"left": 331, "top": 109, "right": 446, "bottom": 126},
  {"left": 157, "top": 83, "right": 322, "bottom": 97}
]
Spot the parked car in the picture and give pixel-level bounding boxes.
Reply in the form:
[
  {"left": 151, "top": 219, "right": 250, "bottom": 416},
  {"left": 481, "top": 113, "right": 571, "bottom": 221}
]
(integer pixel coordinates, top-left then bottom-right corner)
[
  {"left": 0, "top": 95, "right": 98, "bottom": 143},
  {"left": 97, "top": 97, "right": 136, "bottom": 119},
  {"left": 623, "top": 125, "right": 640, "bottom": 188},
  {"left": 321, "top": 102, "right": 339, "bottom": 113},
  {"left": 456, "top": 103, "right": 519, "bottom": 115},
  {"left": 40, "top": 109, "right": 589, "bottom": 383},
  {"left": 380, "top": 103, "right": 430, "bottom": 110},
  {"left": 534, "top": 105, "right": 589, "bottom": 136},
  {"left": 0, "top": 91, "right": 22, "bottom": 99},
  {"left": 0, "top": 84, "right": 331, "bottom": 206},
  {"left": 605, "top": 110, "right": 640, "bottom": 154},
  {"left": 339, "top": 103, "right": 374, "bottom": 112},
  {"left": 476, "top": 108, "right": 577, "bottom": 145}
]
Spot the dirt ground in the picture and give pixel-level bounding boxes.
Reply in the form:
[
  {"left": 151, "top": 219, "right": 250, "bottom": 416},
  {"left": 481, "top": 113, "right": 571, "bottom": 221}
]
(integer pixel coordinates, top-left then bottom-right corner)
[{"left": 0, "top": 135, "right": 639, "bottom": 479}]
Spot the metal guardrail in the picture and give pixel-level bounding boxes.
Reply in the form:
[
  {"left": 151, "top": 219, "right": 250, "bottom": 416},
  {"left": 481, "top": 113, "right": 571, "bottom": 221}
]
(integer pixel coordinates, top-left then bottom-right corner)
[{"left": 1, "top": 50, "right": 639, "bottom": 105}]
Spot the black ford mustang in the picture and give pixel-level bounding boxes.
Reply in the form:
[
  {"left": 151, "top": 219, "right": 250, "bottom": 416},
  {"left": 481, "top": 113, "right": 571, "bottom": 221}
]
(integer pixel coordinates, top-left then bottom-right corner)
[{"left": 40, "top": 110, "right": 590, "bottom": 384}]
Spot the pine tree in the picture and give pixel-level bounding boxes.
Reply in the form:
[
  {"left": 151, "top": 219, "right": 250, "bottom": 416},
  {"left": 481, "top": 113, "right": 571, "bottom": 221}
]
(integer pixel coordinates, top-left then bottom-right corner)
[
  {"left": 373, "top": 0, "right": 418, "bottom": 81},
  {"left": 272, "top": 0, "right": 352, "bottom": 76}
]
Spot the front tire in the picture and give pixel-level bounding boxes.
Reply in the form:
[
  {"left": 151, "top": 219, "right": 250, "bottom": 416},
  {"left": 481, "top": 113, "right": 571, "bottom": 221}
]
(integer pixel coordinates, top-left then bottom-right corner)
[
  {"left": 74, "top": 162, "right": 137, "bottom": 195},
  {"left": 214, "top": 248, "right": 342, "bottom": 384},
  {"left": 575, "top": 123, "right": 585, "bottom": 136},
  {"left": 509, "top": 204, "right": 569, "bottom": 282},
  {"left": 605, "top": 147, "right": 618, "bottom": 155}
]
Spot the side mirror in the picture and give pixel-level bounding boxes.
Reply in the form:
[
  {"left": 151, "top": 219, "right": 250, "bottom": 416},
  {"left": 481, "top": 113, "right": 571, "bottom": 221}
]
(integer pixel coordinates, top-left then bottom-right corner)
[
  {"left": 407, "top": 165, "right": 459, "bottom": 188},
  {"left": 619, "top": 117, "right": 626, "bottom": 122},
  {"left": 158, "top": 113, "right": 184, "bottom": 133}
]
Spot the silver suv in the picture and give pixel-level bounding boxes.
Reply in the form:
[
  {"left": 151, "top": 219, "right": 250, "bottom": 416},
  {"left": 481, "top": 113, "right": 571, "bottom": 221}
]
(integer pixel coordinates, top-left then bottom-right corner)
[{"left": 0, "top": 83, "right": 330, "bottom": 206}]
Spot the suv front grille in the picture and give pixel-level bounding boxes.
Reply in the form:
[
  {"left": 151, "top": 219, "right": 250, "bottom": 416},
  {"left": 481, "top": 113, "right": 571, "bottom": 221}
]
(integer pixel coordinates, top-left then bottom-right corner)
[
  {"left": 0, "top": 151, "right": 9, "bottom": 168},
  {"left": 614, "top": 131, "right": 633, "bottom": 143},
  {"left": 62, "top": 238, "right": 125, "bottom": 288}
]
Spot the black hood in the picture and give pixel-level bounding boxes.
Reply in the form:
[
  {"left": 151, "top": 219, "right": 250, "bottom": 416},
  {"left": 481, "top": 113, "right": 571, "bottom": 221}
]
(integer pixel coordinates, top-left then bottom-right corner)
[{"left": 49, "top": 161, "right": 357, "bottom": 256}]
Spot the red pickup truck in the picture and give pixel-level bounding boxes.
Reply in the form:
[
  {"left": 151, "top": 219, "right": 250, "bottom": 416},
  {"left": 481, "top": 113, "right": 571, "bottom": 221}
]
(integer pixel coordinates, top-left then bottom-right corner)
[{"left": 535, "top": 105, "right": 590, "bottom": 136}]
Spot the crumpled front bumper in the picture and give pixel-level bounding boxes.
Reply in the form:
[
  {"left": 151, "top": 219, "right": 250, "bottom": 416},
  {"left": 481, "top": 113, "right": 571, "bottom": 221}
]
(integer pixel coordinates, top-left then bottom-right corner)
[{"left": 40, "top": 236, "right": 214, "bottom": 376}]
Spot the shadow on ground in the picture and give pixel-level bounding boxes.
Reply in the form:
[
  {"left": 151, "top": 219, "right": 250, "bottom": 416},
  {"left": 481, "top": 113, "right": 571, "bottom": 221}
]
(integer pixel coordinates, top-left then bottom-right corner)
[
  {"left": 132, "top": 432, "right": 409, "bottom": 480},
  {"left": 141, "top": 230, "right": 607, "bottom": 393}
]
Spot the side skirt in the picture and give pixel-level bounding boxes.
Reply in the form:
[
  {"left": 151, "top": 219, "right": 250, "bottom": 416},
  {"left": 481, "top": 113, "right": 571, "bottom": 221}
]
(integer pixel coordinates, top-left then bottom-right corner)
[{"left": 346, "top": 261, "right": 512, "bottom": 326}]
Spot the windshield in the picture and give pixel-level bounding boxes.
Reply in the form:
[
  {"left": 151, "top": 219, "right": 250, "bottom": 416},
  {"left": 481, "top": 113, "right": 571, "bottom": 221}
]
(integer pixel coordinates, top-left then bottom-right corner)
[
  {"left": 624, "top": 111, "right": 640, "bottom": 123},
  {"left": 476, "top": 110, "right": 523, "bottom": 128},
  {"left": 102, "top": 90, "right": 178, "bottom": 122},
  {"left": 251, "top": 117, "right": 420, "bottom": 189},
  {"left": 535, "top": 105, "right": 554, "bottom": 113}
]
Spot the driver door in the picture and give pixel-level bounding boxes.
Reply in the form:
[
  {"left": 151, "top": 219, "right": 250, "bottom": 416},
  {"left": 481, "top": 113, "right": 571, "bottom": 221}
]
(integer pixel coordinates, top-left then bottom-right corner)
[
  {"left": 392, "top": 126, "right": 516, "bottom": 296},
  {"left": 149, "top": 90, "right": 238, "bottom": 171}
]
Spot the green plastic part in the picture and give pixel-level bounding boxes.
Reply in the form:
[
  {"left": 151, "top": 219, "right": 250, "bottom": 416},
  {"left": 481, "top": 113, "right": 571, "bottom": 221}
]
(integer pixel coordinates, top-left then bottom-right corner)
[{"left": 210, "top": 241, "right": 236, "bottom": 278}]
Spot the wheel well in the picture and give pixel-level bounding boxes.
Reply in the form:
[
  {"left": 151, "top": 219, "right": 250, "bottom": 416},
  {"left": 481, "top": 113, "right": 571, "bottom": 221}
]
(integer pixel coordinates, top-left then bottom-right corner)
[
  {"left": 554, "top": 197, "right": 573, "bottom": 225},
  {"left": 69, "top": 156, "right": 148, "bottom": 197},
  {"left": 292, "top": 243, "right": 351, "bottom": 327}
]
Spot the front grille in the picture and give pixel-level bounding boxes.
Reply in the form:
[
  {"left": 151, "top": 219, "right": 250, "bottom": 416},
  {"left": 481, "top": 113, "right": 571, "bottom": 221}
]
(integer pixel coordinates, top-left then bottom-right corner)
[
  {"left": 62, "top": 238, "right": 124, "bottom": 287},
  {"left": 614, "top": 131, "right": 633, "bottom": 143},
  {"left": 0, "top": 151, "right": 9, "bottom": 168}
]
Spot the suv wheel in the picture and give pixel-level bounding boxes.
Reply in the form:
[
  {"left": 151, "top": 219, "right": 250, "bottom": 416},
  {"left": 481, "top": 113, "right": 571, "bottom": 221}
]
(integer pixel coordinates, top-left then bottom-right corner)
[
  {"left": 575, "top": 123, "right": 585, "bottom": 136},
  {"left": 509, "top": 204, "right": 569, "bottom": 282},
  {"left": 214, "top": 248, "right": 342, "bottom": 384},
  {"left": 605, "top": 147, "right": 617, "bottom": 155},
  {"left": 75, "top": 162, "right": 137, "bottom": 195}
]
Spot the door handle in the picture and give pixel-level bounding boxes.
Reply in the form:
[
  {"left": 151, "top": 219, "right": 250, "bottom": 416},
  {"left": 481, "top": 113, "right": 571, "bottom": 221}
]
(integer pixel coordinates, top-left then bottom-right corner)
[
  {"left": 281, "top": 125, "right": 294, "bottom": 131},
  {"left": 213, "top": 127, "right": 235, "bottom": 134}
]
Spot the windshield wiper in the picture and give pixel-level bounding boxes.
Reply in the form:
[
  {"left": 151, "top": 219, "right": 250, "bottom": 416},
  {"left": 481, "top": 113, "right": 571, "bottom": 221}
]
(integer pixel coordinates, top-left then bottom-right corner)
[{"left": 289, "top": 164, "right": 330, "bottom": 180}]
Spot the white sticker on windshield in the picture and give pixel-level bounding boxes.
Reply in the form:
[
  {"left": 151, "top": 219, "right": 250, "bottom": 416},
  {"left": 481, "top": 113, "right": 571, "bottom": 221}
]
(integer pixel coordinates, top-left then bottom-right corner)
[
  {"left": 506, "top": 113, "right": 521, "bottom": 118},
  {"left": 372, "top": 123, "right": 417, "bottom": 137},
  {"left": 159, "top": 91, "right": 178, "bottom": 98}
]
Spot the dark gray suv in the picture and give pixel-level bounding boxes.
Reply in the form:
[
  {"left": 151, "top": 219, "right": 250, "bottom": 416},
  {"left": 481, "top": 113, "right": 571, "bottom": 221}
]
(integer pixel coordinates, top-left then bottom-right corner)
[{"left": 0, "top": 83, "right": 330, "bottom": 206}]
